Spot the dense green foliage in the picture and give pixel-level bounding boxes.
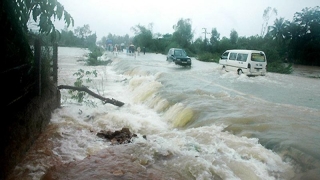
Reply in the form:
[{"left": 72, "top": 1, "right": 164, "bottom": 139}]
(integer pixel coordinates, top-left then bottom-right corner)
[
  {"left": 9, "top": 0, "right": 73, "bottom": 41},
  {"left": 58, "top": 24, "right": 97, "bottom": 48},
  {"left": 172, "top": 18, "right": 194, "bottom": 49},
  {"left": 197, "top": 52, "right": 219, "bottom": 63},
  {"left": 3, "top": 0, "right": 74, "bottom": 72},
  {"left": 131, "top": 24, "right": 153, "bottom": 49},
  {"left": 86, "top": 46, "right": 111, "bottom": 66},
  {"left": 289, "top": 7, "right": 320, "bottom": 65},
  {"left": 2, "top": 0, "right": 74, "bottom": 91}
]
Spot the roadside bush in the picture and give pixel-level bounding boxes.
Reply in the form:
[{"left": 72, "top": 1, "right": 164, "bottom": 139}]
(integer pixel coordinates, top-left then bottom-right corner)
[
  {"left": 86, "top": 46, "right": 108, "bottom": 66},
  {"left": 263, "top": 48, "right": 293, "bottom": 74},
  {"left": 267, "top": 61, "right": 293, "bottom": 74},
  {"left": 197, "top": 52, "right": 220, "bottom": 63}
]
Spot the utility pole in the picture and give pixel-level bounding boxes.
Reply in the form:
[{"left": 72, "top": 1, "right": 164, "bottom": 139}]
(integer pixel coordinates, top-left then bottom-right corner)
[
  {"left": 202, "top": 28, "right": 210, "bottom": 45},
  {"left": 202, "top": 28, "right": 207, "bottom": 41}
]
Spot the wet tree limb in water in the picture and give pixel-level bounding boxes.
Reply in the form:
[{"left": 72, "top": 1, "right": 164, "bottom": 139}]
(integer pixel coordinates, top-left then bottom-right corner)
[{"left": 58, "top": 85, "right": 125, "bottom": 107}]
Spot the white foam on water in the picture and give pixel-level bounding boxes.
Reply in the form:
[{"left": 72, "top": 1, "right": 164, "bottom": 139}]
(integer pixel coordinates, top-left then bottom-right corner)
[{"left": 131, "top": 125, "right": 295, "bottom": 179}]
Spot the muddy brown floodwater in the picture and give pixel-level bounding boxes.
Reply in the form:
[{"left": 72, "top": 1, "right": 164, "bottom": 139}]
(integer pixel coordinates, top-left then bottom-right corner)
[
  {"left": 41, "top": 144, "right": 185, "bottom": 180},
  {"left": 291, "top": 64, "right": 320, "bottom": 78}
]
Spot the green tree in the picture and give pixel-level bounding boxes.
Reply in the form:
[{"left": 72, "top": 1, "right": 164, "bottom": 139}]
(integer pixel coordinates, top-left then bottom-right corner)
[
  {"left": 268, "top": 17, "right": 289, "bottom": 45},
  {"left": 2, "top": 0, "right": 74, "bottom": 70},
  {"left": 58, "top": 26, "right": 80, "bottom": 46},
  {"left": 131, "top": 23, "right": 153, "bottom": 48},
  {"left": 86, "top": 33, "right": 97, "bottom": 48},
  {"left": 210, "top": 28, "right": 220, "bottom": 53},
  {"left": 268, "top": 17, "right": 290, "bottom": 59},
  {"left": 286, "top": 22, "right": 300, "bottom": 62},
  {"left": 74, "top": 24, "right": 91, "bottom": 39},
  {"left": 172, "top": 18, "right": 194, "bottom": 49},
  {"left": 9, "top": 0, "right": 74, "bottom": 41},
  {"left": 72, "top": 24, "right": 97, "bottom": 48},
  {"left": 242, "top": 35, "right": 265, "bottom": 50},
  {"left": 159, "top": 33, "right": 174, "bottom": 54},
  {"left": 294, "top": 7, "right": 320, "bottom": 36},
  {"left": 218, "top": 37, "right": 232, "bottom": 52},
  {"left": 191, "top": 37, "right": 204, "bottom": 53},
  {"left": 210, "top": 28, "right": 220, "bottom": 45},
  {"left": 289, "top": 6, "right": 320, "bottom": 65},
  {"left": 230, "top": 29, "right": 238, "bottom": 45}
]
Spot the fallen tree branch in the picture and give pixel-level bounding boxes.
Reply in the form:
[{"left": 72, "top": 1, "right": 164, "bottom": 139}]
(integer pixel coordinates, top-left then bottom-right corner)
[{"left": 58, "top": 85, "right": 125, "bottom": 107}]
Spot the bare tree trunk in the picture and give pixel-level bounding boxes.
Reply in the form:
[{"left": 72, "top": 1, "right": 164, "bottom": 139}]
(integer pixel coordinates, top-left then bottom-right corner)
[{"left": 58, "top": 85, "right": 124, "bottom": 107}]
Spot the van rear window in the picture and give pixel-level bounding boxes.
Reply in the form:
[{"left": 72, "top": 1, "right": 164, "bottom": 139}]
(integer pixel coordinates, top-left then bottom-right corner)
[{"left": 251, "top": 53, "right": 265, "bottom": 62}]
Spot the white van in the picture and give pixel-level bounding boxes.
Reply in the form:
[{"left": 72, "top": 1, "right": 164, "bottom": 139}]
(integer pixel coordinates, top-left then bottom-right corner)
[{"left": 219, "top": 49, "right": 267, "bottom": 76}]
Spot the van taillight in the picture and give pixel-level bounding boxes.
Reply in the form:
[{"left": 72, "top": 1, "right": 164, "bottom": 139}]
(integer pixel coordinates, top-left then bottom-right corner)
[{"left": 248, "top": 63, "right": 251, "bottom": 68}]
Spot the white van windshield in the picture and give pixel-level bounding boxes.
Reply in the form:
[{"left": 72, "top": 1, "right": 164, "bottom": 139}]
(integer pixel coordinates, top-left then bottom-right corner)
[{"left": 251, "top": 53, "right": 265, "bottom": 62}]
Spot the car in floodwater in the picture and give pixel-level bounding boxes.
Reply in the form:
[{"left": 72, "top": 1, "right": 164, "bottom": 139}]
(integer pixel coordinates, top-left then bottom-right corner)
[
  {"left": 166, "top": 48, "right": 192, "bottom": 67},
  {"left": 219, "top": 49, "right": 267, "bottom": 76}
]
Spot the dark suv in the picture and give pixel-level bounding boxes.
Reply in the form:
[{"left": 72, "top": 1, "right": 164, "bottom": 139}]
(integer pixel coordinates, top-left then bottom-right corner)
[{"left": 166, "top": 48, "right": 192, "bottom": 66}]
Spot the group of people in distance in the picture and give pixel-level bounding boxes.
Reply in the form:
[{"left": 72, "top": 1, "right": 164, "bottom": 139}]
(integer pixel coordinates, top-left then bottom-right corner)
[
  {"left": 127, "top": 44, "right": 146, "bottom": 57},
  {"left": 127, "top": 44, "right": 146, "bottom": 56},
  {"left": 106, "top": 43, "right": 146, "bottom": 57}
]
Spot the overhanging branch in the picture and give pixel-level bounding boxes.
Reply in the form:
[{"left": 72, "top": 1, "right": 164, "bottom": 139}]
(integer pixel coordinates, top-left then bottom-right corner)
[{"left": 58, "top": 85, "right": 124, "bottom": 107}]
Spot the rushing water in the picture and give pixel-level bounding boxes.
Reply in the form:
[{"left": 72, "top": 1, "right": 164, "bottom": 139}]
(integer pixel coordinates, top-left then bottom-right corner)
[{"left": 9, "top": 47, "right": 320, "bottom": 180}]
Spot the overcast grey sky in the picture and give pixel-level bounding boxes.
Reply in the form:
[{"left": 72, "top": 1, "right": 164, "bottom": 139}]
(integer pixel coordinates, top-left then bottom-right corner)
[{"left": 54, "top": 0, "right": 319, "bottom": 41}]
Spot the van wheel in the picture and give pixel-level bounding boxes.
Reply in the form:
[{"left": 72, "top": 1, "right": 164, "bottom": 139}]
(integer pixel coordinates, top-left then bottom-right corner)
[{"left": 237, "top": 69, "right": 243, "bottom": 75}]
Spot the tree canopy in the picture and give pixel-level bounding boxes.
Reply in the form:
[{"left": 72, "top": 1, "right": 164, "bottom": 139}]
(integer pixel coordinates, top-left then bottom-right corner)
[
  {"left": 9, "top": 0, "right": 74, "bottom": 41},
  {"left": 2, "top": 0, "right": 74, "bottom": 70},
  {"left": 131, "top": 23, "right": 153, "bottom": 48},
  {"left": 172, "top": 18, "right": 194, "bottom": 49}
]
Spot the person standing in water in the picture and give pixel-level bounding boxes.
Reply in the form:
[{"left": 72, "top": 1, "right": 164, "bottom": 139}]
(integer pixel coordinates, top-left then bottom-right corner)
[{"left": 137, "top": 46, "right": 141, "bottom": 56}]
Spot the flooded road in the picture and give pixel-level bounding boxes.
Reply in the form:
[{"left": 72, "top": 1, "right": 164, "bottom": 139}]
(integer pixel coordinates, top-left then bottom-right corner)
[{"left": 9, "top": 47, "right": 320, "bottom": 180}]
